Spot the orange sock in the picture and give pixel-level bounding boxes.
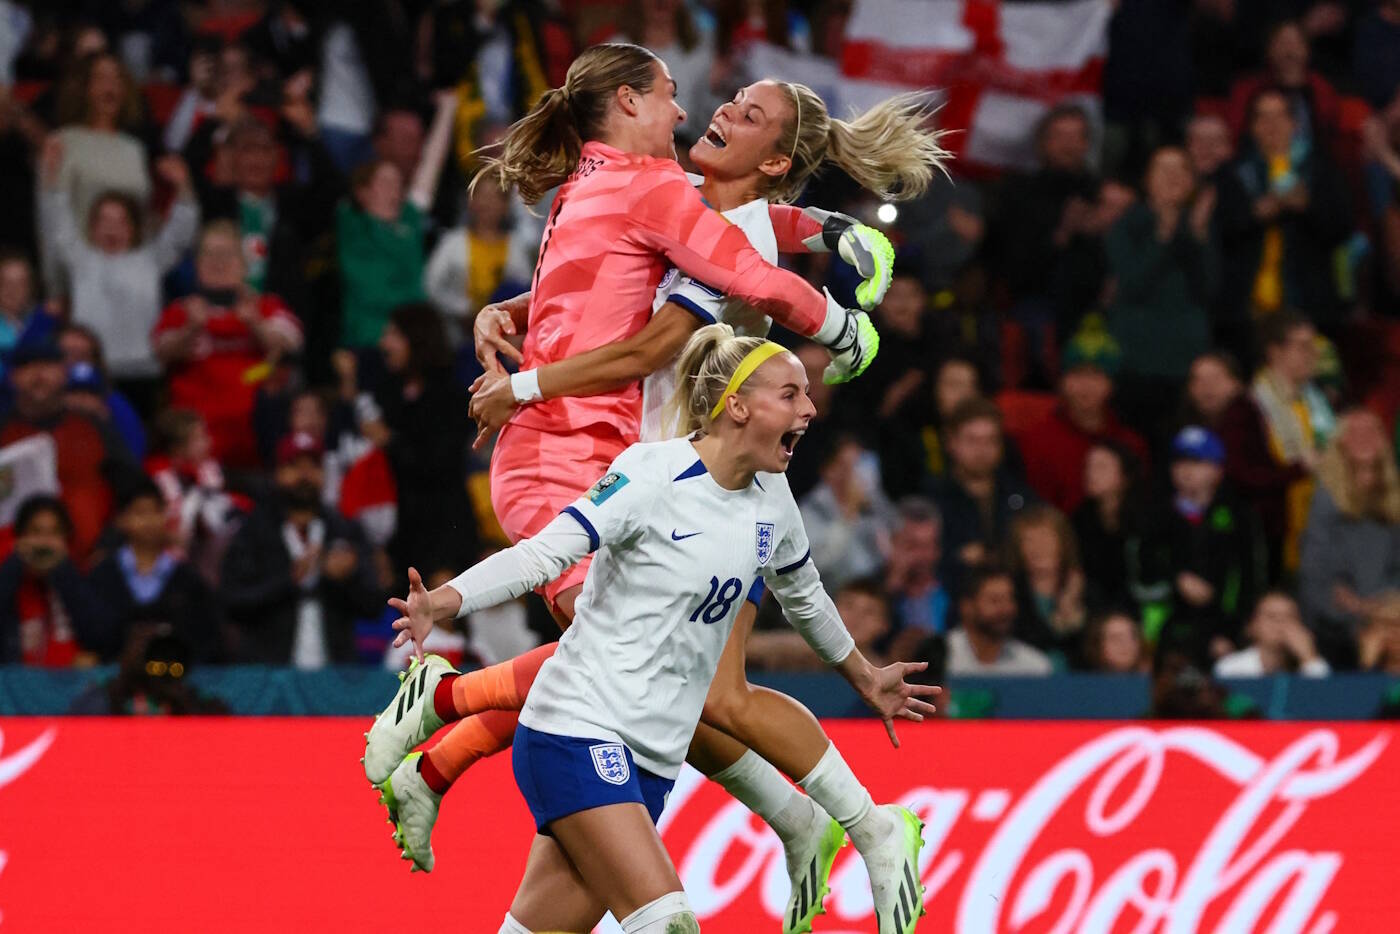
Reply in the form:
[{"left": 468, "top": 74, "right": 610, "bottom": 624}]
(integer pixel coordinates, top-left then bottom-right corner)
[
  {"left": 433, "top": 643, "right": 557, "bottom": 722},
  {"left": 422, "top": 709, "right": 520, "bottom": 792}
]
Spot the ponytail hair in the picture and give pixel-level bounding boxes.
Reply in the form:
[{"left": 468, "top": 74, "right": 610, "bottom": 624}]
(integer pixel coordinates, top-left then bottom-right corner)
[
  {"left": 768, "top": 84, "right": 951, "bottom": 204},
  {"left": 665, "top": 324, "right": 769, "bottom": 437},
  {"left": 472, "top": 43, "right": 660, "bottom": 205}
]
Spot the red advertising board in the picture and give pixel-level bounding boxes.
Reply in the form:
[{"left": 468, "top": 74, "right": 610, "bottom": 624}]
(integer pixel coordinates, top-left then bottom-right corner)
[{"left": 0, "top": 719, "right": 1395, "bottom": 932}]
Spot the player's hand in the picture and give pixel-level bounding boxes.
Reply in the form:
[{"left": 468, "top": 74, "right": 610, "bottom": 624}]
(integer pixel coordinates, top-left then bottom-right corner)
[
  {"left": 822, "top": 307, "right": 880, "bottom": 385},
  {"left": 389, "top": 566, "right": 434, "bottom": 663},
  {"left": 474, "top": 303, "right": 524, "bottom": 375},
  {"left": 837, "top": 224, "right": 895, "bottom": 310},
  {"left": 858, "top": 660, "right": 940, "bottom": 748},
  {"left": 468, "top": 370, "right": 518, "bottom": 450}
]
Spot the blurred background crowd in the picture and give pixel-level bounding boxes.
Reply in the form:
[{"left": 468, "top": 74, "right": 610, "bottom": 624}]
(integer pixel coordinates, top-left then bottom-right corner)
[{"left": 0, "top": 0, "right": 1399, "bottom": 719}]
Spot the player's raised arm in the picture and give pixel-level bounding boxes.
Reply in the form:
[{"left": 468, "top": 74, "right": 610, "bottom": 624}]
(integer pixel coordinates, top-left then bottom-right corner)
[
  {"left": 768, "top": 204, "right": 897, "bottom": 311},
  {"left": 760, "top": 489, "right": 940, "bottom": 747}
]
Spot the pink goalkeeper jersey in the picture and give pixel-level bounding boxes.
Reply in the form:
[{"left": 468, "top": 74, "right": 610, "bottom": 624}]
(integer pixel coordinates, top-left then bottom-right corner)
[{"left": 511, "top": 141, "right": 828, "bottom": 436}]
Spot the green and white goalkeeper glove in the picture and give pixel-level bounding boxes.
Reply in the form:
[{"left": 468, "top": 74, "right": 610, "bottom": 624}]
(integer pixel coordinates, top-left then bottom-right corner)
[
  {"left": 814, "top": 288, "right": 881, "bottom": 385},
  {"left": 801, "top": 206, "right": 897, "bottom": 310}
]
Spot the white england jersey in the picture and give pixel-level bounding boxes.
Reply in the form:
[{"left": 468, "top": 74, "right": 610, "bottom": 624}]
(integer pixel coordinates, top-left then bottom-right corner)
[
  {"left": 517, "top": 438, "right": 819, "bottom": 778},
  {"left": 639, "top": 194, "right": 776, "bottom": 442}
]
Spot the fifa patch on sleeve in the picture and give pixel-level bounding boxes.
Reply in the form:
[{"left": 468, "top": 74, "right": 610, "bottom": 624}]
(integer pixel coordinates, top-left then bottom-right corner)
[{"left": 586, "top": 472, "right": 629, "bottom": 505}]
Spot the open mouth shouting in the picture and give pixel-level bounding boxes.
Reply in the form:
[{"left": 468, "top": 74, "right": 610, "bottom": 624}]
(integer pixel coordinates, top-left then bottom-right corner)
[
  {"left": 779, "top": 426, "right": 806, "bottom": 460},
  {"left": 700, "top": 123, "right": 728, "bottom": 149}
]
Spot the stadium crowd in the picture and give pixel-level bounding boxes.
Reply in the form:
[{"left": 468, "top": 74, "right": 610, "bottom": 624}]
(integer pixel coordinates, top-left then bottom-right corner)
[{"left": 0, "top": 0, "right": 1399, "bottom": 718}]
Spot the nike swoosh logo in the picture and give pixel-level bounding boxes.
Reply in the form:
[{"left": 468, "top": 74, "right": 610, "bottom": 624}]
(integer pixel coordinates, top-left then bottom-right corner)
[{"left": 671, "top": 530, "right": 702, "bottom": 541}]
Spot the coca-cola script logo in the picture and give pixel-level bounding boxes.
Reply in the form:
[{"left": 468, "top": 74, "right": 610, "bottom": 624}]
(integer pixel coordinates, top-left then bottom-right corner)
[
  {"left": 0, "top": 726, "right": 55, "bottom": 928},
  {"left": 654, "top": 726, "right": 1389, "bottom": 933}
]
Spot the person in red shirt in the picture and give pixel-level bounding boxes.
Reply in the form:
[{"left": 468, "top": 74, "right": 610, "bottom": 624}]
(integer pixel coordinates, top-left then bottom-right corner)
[
  {"left": 152, "top": 220, "right": 303, "bottom": 471},
  {"left": 0, "top": 340, "right": 138, "bottom": 564},
  {"left": 1017, "top": 323, "right": 1149, "bottom": 514},
  {"left": 0, "top": 495, "right": 108, "bottom": 665}
]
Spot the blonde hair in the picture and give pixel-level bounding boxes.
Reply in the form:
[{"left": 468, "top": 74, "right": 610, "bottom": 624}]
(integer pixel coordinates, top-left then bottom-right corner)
[
  {"left": 665, "top": 324, "right": 770, "bottom": 437},
  {"left": 1317, "top": 409, "right": 1400, "bottom": 523},
  {"left": 471, "top": 44, "right": 660, "bottom": 205},
  {"left": 766, "top": 84, "right": 951, "bottom": 204}
]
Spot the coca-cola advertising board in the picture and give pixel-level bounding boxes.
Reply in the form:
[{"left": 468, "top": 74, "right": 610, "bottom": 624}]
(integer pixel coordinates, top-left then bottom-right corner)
[{"left": 0, "top": 719, "right": 1394, "bottom": 932}]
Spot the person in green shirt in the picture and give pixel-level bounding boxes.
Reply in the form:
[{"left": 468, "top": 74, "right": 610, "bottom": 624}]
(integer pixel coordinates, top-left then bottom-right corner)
[{"left": 337, "top": 93, "right": 456, "bottom": 349}]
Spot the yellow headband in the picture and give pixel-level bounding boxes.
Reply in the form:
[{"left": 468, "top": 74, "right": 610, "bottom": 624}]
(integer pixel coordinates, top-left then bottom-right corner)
[{"left": 709, "top": 341, "right": 789, "bottom": 420}]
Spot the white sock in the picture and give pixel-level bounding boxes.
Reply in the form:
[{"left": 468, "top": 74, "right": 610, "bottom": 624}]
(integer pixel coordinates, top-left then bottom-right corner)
[
  {"left": 710, "top": 750, "right": 818, "bottom": 844},
  {"left": 498, "top": 912, "right": 531, "bottom": 934},
  {"left": 620, "top": 892, "right": 699, "bottom": 933},
  {"left": 798, "top": 743, "right": 893, "bottom": 852}
]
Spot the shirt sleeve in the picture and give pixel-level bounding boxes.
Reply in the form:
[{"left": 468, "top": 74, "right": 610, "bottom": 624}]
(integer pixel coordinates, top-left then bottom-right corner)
[
  {"left": 758, "top": 479, "right": 853, "bottom": 664},
  {"left": 558, "top": 447, "right": 656, "bottom": 552},
  {"left": 446, "top": 511, "right": 593, "bottom": 616},
  {"left": 627, "top": 166, "right": 827, "bottom": 336},
  {"left": 657, "top": 272, "right": 724, "bottom": 324}
]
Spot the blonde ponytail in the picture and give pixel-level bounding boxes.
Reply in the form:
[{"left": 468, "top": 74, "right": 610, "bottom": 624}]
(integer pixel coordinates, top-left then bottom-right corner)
[
  {"left": 768, "top": 84, "right": 951, "bottom": 204},
  {"left": 664, "top": 324, "right": 768, "bottom": 437},
  {"left": 471, "top": 43, "right": 660, "bottom": 205}
]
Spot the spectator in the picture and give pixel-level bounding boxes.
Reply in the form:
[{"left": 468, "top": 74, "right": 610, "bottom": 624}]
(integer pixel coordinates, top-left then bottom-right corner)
[
  {"left": 186, "top": 112, "right": 344, "bottom": 329},
  {"left": 1185, "top": 112, "right": 1234, "bottom": 183},
  {"left": 1006, "top": 504, "right": 1086, "bottom": 657},
  {"left": 748, "top": 577, "right": 892, "bottom": 671},
  {"left": 1018, "top": 323, "right": 1149, "bottom": 514},
  {"left": 1359, "top": 594, "right": 1400, "bottom": 673},
  {"left": 423, "top": 180, "right": 534, "bottom": 321},
  {"left": 1105, "top": 145, "right": 1217, "bottom": 435},
  {"left": 374, "top": 304, "right": 476, "bottom": 575},
  {"left": 1101, "top": 0, "right": 1194, "bottom": 176},
  {"left": 798, "top": 434, "right": 892, "bottom": 592},
  {"left": 1141, "top": 426, "right": 1267, "bottom": 662},
  {"left": 68, "top": 626, "right": 228, "bottom": 715},
  {"left": 1072, "top": 442, "right": 1143, "bottom": 613},
  {"left": 849, "top": 269, "right": 941, "bottom": 500},
  {"left": 0, "top": 251, "right": 57, "bottom": 376},
  {"left": 1215, "top": 88, "right": 1351, "bottom": 347},
  {"left": 1361, "top": 90, "right": 1400, "bottom": 312},
  {"left": 614, "top": 0, "right": 718, "bottom": 142},
  {"left": 989, "top": 103, "right": 1109, "bottom": 380},
  {"left": 0, "top": 340, "right": 136, "bottom": 563},
  {"left": 148, "top": 408, "right": 241, "bottom": 584},
  {"left": 1298, "top": 409, "right": 1400, "bottom": 662},
  {"left": 1182, "top": 349, "right": 1306, "bottom": 576},
  {"left": 716, "top": 0, "right": 811, "bottom": 62},
  {"left": 56, "top": 323, "right": 147, "bottom": 461},
  {"left": 153, "top": 220, "right": 303, "bottom": 470},
  {"left": 337, "top": 93, "right": 456, "bottom": 349},
  {"left": 1353, "top": 0, "right": 1400, "bottom": 110},
  {"left": 946, "top": 564, "right": 1053, "bottom": 676},
  {"left": 0, "top": 495, "right": 107, "bottom": 665},
  {"left": 784, "top": 342, "right": 840, "bottom": 499},
  {"left": 1215, "top": 591, "right": 1330, "bottom": 677},
  {"left": 928, "top": 396, "right": 1036, "bottom": 589},
  {"left": 240, "top": 2, "right": 319, "bottom": 83},
  {"left": 47, "top": 51, "right": 151, "bottom": 263},
  {"left": 1080, "top": 610, "right": 1150, "bottom": 673},
  {"left": 883, "top": 498, "right": 951, "bottom": 658},
  {"left": 1251, "top": 312, "right": 1335, "bottom": 571},
  {"left": 85, "top": 479, "right": 220, "bottom": 663},
  {"left": 220, "top": 431, "right": 381, "bottom": 666},
  {"left": 37, "top": 137, "right": 198, "bottom": 403},
  {"left": 1227, "top": 21, "right": 1343, "bottom": 152},
  {"left": 919, "top": 355, "right": 984, "bottom": 481},
  {"left": 162, "top": 37, "right": 245, "bottom": 154},
  {"left": 892, "top": 175, "right": 986, "bottom": 296}
]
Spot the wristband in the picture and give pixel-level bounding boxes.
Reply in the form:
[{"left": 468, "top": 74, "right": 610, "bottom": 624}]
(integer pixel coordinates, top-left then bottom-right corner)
[{"left": 510, "top": 369, "right": 543, "bottom": 404}]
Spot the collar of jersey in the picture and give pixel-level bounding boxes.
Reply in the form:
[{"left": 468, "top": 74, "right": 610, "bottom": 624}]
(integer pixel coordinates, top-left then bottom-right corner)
[{"left": 674, "top": 456, "right": 765, "bottom": 492}]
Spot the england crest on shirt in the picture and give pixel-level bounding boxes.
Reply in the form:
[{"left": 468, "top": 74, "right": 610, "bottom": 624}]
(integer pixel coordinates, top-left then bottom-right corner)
[
  {"left": 590, "top": 743, "right": 630, "bottom": 785},
  {"left": 756, "top": 522, "right": 775, "bottom": 565}
]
